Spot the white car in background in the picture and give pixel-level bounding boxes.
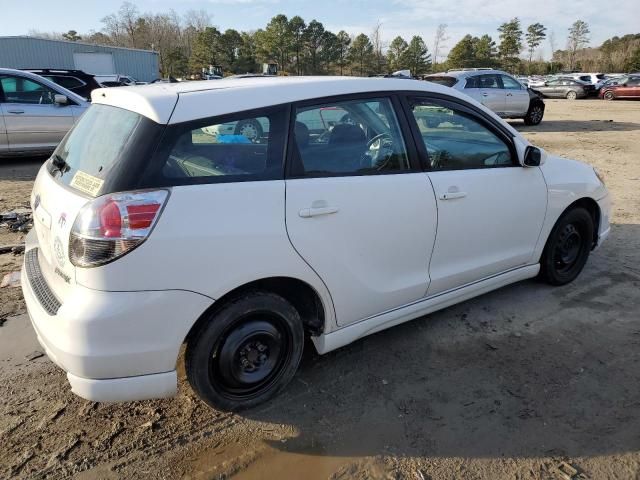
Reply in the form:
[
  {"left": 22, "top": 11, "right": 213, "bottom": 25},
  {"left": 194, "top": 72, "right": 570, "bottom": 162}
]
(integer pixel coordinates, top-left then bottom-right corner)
[
  {"left": 23, "top": 76, "right": 610, "bottom": 411},
  {"left": 425, "top": 69, "right": 546, "bottom": 125}
]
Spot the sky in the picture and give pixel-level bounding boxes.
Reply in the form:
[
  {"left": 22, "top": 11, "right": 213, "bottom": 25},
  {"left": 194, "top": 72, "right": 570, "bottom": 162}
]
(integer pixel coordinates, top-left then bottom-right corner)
[{"left": 2, "top": 0, "right": 637, "bottom": 60}]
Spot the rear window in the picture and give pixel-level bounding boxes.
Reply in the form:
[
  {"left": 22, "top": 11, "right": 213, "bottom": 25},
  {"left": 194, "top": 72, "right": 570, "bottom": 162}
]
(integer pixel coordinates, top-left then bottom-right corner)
[
  {"left": 48, "top": 104, "right": 163, "bottom": 196},
  {"left": 424, "top": 76, "right": 458, "bottom": 87}
]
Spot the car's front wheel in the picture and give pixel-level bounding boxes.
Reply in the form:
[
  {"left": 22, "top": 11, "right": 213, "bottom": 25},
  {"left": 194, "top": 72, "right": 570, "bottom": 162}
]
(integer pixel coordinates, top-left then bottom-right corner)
[
  {"left": 540, "top": 207, "right": 594, "bottom": 286},
  {"left": 524, "top": 104, "right": 544, "bottom": 126},
  {"left": 186, "top": 292, "right": 304, "bottom": 411},
  {"left": 604, "top": 90, "right": 615, "bottom": 101}
]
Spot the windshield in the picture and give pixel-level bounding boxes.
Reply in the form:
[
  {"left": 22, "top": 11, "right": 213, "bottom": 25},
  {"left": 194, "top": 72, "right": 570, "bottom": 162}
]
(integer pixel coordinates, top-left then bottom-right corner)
[
  {"left": 424, "top": 76, "right": 458, "bottom": 87},
  {"left": 48, "top": 104, "right": 164, "bottom": 196}
]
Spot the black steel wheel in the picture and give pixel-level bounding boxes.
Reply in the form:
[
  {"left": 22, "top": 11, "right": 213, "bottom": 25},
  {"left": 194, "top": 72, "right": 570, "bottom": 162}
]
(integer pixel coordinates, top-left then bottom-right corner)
[
  {"left": 186, "top": 292, "right": 304, "bottom": 411},
  {"left": 540, "top": 207, "right": 594, "bottom": 285}
]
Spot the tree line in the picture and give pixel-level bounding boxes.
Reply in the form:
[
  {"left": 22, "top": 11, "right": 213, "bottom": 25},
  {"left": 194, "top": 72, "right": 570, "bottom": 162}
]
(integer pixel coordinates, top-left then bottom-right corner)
[{"left": 31, "top": 3, "right": 640, "bottom": 78}]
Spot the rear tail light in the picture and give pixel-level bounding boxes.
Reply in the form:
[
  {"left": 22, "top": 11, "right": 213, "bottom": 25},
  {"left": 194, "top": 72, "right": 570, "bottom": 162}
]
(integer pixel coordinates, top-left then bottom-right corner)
[{"left": 70, "top": 190, "right": 169, "bottom": 267}]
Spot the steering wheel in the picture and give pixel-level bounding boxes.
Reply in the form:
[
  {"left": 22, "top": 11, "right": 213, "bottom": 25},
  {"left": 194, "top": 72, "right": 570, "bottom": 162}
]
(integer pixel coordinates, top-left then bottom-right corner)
[{"left": 366, "top": 132, "right": 394, "bottom": 169}]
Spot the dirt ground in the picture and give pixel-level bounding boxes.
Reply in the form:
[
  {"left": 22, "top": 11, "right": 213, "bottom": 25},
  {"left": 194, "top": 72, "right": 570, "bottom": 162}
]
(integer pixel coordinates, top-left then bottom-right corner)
[{"left": 1, "top": 99, "right": 639, "bottom": 480}]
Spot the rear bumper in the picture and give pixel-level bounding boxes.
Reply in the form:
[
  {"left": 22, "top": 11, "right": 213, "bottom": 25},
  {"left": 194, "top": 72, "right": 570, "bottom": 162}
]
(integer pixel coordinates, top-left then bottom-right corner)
[{"left": 21, "top": 243, "right": 212, "bottom": 402}]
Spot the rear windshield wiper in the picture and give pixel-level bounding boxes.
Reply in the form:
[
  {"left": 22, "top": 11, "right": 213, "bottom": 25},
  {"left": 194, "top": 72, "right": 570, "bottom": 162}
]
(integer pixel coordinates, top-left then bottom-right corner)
[{"left": 51, "top": 154, "right": 70, "bottom": 175}]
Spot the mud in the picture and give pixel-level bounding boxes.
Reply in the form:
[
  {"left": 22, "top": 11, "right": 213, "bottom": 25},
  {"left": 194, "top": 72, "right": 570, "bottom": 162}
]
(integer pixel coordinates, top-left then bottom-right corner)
[{"left": 1, "top": 99, "right": 639, "bottom": 479}]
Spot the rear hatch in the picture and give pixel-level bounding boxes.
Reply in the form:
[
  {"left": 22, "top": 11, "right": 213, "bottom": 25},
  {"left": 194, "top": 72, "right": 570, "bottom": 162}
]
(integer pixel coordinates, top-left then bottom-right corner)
[{"left": 30, "top": 104, "right": 164, "bottom": 302}]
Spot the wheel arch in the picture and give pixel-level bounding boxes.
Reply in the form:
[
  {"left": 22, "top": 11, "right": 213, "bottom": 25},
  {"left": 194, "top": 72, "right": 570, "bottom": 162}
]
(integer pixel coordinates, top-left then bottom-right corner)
[
  {"left": 546, "top": 197, "right": 601, "bottom": 253},
  {"left": 185, "top": 276, "right": 326, "bottom": 345}
]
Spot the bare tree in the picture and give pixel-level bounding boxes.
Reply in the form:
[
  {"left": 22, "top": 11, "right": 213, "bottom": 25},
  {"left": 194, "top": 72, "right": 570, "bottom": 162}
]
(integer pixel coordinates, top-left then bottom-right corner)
[
  {"left": 432, "top": 23, "right": 448, "bottom": 69},
  {"left": 370, "top": 21, "right": 386, "bottom": 73},
  {"left": 548, "top": 29, "right": 556, "bottom": 72}
]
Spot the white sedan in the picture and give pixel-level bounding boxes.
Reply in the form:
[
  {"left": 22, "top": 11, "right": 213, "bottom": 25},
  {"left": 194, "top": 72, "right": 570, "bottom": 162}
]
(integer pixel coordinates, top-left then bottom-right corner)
[{"left": 22, "top": 76, "right": 610, "bottom": 411}]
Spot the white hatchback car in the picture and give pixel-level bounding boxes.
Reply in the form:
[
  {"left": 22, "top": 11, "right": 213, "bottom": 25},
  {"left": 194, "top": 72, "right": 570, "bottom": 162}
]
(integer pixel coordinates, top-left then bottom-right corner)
[{"left": 22, "top": 77, "right": 610, "bottom": 410}]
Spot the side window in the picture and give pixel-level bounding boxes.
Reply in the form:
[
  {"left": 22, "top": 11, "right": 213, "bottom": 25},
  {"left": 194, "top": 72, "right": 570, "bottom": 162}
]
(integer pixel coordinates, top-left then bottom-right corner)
[
  {"left": 45, "top": 76, "right": 84, "bottom": 89},
  {"left": 291, "top": 97, "right": 410, "bottom": 176},
  {"left": 465, "top": 76, "right": 480, "bottom": 89},
  {"left": 478, "top": 74, "right": 501, "bottom": 89},
  {"left": 157, "top": 108, "right": 285, "bottom": 183},
  {"left": 0, "top": 76, "right": 56, "bottom": 104},
  {"left": 410, "top": 99, "right": 513, "bottom": 170},
  {"left": 627, "top": 78, "right": 640, "bottom": 86},
  {"left": 501, "top": 75, "right": 523, "bottom": 90}
]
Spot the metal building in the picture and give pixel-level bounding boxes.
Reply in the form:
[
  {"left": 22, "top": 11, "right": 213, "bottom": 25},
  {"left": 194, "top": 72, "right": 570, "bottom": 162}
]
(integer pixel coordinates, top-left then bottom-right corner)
[{"left": 0, "top": 36, "right": 159, "bottom": 82}]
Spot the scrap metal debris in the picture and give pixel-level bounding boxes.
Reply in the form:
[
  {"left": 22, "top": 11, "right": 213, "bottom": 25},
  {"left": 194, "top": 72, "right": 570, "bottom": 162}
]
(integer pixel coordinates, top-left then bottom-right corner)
[{"left": 0, "top": 207, "right": 33, "bottom": 233}]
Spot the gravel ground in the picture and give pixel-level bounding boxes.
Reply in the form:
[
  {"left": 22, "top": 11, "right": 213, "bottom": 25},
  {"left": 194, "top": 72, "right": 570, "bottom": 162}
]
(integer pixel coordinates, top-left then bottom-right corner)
[{"left": 1, "top": 99, "right": 639, "bottom": 480}]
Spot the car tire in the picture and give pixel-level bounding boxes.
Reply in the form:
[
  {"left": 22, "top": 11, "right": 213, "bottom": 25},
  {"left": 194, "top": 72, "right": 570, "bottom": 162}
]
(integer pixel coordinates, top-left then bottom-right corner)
[
  {"left": 234, "top": 119, "right": 263, "bottom": 142},
  {"left": 566, "top": 90, "right": 578, "bottom": 100},
  {"left": 186, "top": 291, "right": 304, "bottom": 411},
  {"left": 539, "top": 207, "right": 594, "bottom": 286},
  {"left": 524, "top": 104, "right": 544, "bottom": 126},
  {"left": 603, "top": 91, "right": 615, "bottom": 101}
]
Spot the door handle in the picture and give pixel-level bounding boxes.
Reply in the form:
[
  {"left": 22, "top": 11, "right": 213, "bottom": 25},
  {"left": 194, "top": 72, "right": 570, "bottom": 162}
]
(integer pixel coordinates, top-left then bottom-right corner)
[
  {"left": 482, "top": 93, "right": 489, "bottom": 97},
  {"left": 439, "top": 191, "right": 467, "bottom": 200},
  {"left": 7, "top": 109, "right": 24, "bottom": 114},
  {"left": 506, "top": 93, "right": 513, "bottom": 96},
  {"left": 299, "top": 206, "right": 339, "bottom": 218}
]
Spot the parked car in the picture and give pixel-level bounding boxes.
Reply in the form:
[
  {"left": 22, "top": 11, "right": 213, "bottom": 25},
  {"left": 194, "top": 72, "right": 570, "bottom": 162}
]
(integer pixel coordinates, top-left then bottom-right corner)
[
  {"left": 532, "top": 78, "right": 594, "bottom": 99},
  {"left": 24, "top": 69, "right": 102, "bottom": 100},
  {"left": 95, "top": 74, "right": 139, "bottom": 86},
  {"left": 22, "top": 76, "right": 610, "bottom": 410},
  {"left": 424, "top": 69, "right": 545, "bottom": 125},
  {"left": 599, "top": 76, "right": 640, "bottom": 100},
  {"left": 568, "top": 73, "right": 606, "bottom": 92},
  {"left": 0, "top": 68, "right": 89, "bottom": 157}
]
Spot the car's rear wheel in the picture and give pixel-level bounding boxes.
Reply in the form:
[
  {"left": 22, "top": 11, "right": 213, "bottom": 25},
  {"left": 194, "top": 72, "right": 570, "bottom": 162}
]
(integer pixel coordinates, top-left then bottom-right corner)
[
  {"left": 234, "top": 119, "right": 263, "bottom": 142},
  {"left": 186, "top": 292, "right": 304, "bottom": 411},
  {"left": 604, "top": 90, "right": 615, "bottom": 101},
  {"left": 539, "top": 207, "right": 594, "bottom": 286},
  {"left": 524, "top": 104, "right": 544, "bottom": 126},
  {"left": 566, "top": 90, "right": 578, "bottom": 100}
]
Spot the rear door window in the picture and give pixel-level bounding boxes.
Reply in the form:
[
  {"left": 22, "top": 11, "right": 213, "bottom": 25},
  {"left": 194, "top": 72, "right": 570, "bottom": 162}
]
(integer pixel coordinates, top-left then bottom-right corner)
[{"left": 290, "top": 97, "right": 410, "bottom": 177}]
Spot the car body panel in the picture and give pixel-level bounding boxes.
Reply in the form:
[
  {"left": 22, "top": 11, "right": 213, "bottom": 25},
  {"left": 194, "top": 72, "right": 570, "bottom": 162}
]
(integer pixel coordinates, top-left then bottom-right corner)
[
  {"left": 426, "top": 165, "right": 547, "bottom": 295},
  {"left": 0, "top": 113, "right": 7, "bottom": 154},
  {"left": 285, "top": 174, "right": 438, "bottom": 327}
]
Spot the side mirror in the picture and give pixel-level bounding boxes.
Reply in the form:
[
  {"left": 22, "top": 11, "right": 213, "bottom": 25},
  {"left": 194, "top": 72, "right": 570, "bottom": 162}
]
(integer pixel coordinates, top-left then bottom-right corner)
[
  {"left": 54, "top": 94, "right": 68, "bottom": 105},
  {"left": 523, "top": 146, "right": 542, "bottom": 167}
]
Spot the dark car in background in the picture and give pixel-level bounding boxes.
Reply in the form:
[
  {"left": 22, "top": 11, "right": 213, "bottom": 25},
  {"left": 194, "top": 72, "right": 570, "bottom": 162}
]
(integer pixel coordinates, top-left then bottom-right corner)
[
  {"left": 24, "top": 69, "right": 102, "bottom": 100},
  {"left": 599, "top": 76, "right": 640, "bottom": 100},
  {"left": 532, "top": 78, "right": 595, "bottom": 100}
]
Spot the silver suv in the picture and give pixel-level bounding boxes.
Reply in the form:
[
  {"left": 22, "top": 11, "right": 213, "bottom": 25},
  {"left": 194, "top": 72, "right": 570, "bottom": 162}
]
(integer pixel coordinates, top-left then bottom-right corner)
[
  {"left": 0, "top": 68, "right": 88, "bottom": 157},
  {"left": 425, "top": 69, "right": 545, "bottom": 125}
]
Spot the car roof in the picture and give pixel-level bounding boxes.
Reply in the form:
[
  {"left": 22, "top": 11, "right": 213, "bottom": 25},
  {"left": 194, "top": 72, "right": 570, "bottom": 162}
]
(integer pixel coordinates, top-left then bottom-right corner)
[
  {"left": 90, "top": 75, "right": 514, "bottom": 128},
  {"left": 426, "top": 69, "right": 511, "bottom": 79},
  {"left": 0, "top": 67, "right": 89, "bottom": 104}
]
